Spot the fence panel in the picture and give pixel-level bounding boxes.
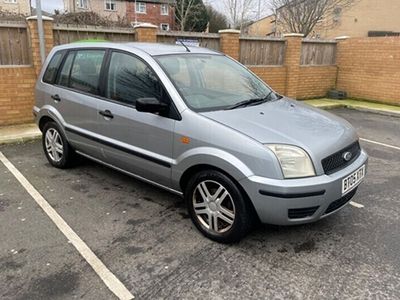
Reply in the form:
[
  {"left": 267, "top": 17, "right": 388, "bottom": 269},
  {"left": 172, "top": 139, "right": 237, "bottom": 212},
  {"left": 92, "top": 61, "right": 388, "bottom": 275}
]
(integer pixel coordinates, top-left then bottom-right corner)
[
  {"left": 157, "top": 31, "right": 220, "bottom": 51},
  {"left": 0, "top": 22, "right": 30, "bottom": 65},
  {"left": 301, "top": 40, "right": 337, "bottom": 65},
  {"left": 239, "top": 37, "right": 285, "bottom": 66},
  {"left": 53, "top": 24, "right": 136, "bottom": 45}
]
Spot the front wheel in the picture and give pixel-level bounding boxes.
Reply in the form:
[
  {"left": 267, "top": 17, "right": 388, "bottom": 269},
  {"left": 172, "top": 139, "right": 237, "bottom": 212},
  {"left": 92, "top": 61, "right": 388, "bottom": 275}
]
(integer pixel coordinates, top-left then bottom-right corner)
[{"left": 185, "top": 170, "right": 253, "bottom": 243}]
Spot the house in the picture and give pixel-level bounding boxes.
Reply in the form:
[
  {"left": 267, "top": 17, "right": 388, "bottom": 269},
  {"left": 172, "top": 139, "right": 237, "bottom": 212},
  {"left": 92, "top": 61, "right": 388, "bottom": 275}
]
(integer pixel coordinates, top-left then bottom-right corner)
[
  {"left": 63, "top": 0, "right": 127, "bottom": 22},
  {"left": 126, "top": 0, "right": 175, "bottom": 31},
  {"left": 244, "top": 14, "right": 276, "bottom": 36},
  {"left": 63, "top": 0, "right": 175, "bottom": 31},
  {"left": 247, "top": 0, "right": 400, "bottom": 38},
  {"left": 0, "top": 0, "right": 31, "bottom": 15},
  {"left": 312, "top": 0, "right": 400, "bottom": 38}
]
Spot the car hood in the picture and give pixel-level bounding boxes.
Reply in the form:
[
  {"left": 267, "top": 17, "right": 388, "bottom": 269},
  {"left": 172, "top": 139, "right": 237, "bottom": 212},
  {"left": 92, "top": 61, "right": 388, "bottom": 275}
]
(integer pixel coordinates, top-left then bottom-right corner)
[{"left": 201, "top": 98, "right": 358, "bottom": 164}]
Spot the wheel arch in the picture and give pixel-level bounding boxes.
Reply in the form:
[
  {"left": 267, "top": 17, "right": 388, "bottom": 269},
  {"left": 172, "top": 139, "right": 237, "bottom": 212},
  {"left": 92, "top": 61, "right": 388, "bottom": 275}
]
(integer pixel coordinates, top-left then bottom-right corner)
[{"left": 38, "top": 115, "right": 55, "bottom": 132}]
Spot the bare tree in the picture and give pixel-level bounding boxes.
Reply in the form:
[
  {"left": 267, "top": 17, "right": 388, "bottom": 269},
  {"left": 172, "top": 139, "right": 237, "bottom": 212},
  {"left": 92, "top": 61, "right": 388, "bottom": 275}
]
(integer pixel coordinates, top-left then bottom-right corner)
[
  {"left": 175, "top": 0, "right": 208, "bottom": 32},
  {"left": 223, "top": 0, "right": 257, "bottom": 30},
  {"left": 271, "top": 0, "right": 356, "bottom": 37}
]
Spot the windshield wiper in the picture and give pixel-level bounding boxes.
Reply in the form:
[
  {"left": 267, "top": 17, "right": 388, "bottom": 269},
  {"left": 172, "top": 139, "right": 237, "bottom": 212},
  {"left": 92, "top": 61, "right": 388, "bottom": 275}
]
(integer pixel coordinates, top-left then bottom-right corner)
[{"left": 226, "top": 91, "right": 275, "bottom": 110}]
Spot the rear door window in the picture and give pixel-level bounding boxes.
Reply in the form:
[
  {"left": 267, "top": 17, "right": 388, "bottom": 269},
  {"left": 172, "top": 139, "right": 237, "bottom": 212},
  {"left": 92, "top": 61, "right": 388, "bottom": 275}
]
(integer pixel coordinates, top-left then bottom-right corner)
[
  {"left": 43, "top": 51, "right": 64, "bottom": 84},
  {"left": 69, "top": 50, "right": 105, "bottom": 95},
  {"left": 56, "top": 49, "right": 105, "bottom": 95}
]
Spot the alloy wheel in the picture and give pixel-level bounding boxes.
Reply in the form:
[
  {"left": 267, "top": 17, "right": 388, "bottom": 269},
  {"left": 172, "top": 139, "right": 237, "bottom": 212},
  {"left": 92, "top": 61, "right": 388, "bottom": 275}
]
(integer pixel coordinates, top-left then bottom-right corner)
[
  {"left": 45, "top": 128, "right": 64, "bottom": 162},
  {"left": 192, "top": 180, "right": 236, "bottom": 233}
]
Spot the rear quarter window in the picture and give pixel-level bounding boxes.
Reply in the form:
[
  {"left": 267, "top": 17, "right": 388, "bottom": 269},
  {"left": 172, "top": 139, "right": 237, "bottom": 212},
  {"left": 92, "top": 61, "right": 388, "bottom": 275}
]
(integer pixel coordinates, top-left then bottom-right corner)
[{"left": 43, "top": 51, "right": 64, "bottom": 84}]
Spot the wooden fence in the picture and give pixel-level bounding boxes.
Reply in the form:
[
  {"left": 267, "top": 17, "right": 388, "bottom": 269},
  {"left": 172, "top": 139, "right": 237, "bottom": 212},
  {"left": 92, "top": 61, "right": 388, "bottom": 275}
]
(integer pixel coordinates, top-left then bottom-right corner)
[
  {"left": 0, "top": 22, "right": 30, "bottom": 65},
  {"left": 157, "top": 31, "right": 220, "bottom": 51},
  {"left": 301, "top": 40, "right": 337, "bottom": 65},
  {"left": 239, "top": 37, "right": 286, "bottom": 66},
  {"left": 53, "top": 24, "right": 136, "bottom": 45}
]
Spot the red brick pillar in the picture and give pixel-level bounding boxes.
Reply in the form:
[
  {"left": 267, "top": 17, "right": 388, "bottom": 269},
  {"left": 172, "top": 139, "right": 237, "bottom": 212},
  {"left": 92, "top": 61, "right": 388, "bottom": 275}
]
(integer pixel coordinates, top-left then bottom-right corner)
[
  {"left": 26, "top": 16, "right": 54, "bottom": 76},
  {"left": 335, "top": 36, "right": 350, "bottom": 90},
  {"left": 283, "top": 33, "right": 304, "bottom": 99},
  {"left": 134, "top": 23, "right": 158, "bottom": 43},
  {"left": 218, "top": 29, "right": 240, "bottom": 61}
]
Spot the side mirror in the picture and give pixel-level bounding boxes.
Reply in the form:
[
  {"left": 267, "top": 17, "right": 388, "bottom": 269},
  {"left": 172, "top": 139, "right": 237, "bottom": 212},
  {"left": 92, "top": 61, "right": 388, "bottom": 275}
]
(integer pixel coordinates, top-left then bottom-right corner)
[{"left": 136, "top": 98, "right": 168, "bottom": 114}]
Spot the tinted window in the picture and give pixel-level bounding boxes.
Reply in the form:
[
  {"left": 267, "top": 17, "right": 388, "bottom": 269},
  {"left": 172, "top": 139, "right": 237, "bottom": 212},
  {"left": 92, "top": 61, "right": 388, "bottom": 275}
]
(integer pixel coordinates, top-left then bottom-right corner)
[
  {"left": 43, "top": 51, "right": 64, "bottom": 83},
  {"left": 106, "top": 52, "right": 163, "bottom": 106},
  {"left": 69, "top": 50, "right": 105, "bottom": 94},
  {"left": 57, "top": 51, "right": 74, "bottom": 87}
]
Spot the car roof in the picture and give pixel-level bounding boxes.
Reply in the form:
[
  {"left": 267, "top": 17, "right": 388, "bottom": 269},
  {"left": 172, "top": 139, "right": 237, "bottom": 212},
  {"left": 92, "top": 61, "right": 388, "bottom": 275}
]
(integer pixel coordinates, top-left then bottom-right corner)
[
  {"left": 53, "top": 42, "right": 221, "bottom": 57},
  {"left": 125, "top": 42, "right": 220, "bottom": 56}
]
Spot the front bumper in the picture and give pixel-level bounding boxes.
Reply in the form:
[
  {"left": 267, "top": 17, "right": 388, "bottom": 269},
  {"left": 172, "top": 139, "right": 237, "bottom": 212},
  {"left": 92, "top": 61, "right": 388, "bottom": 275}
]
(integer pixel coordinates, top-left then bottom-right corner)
[{"left": 240, "top": 150, "right": 368, "bottom": 225}]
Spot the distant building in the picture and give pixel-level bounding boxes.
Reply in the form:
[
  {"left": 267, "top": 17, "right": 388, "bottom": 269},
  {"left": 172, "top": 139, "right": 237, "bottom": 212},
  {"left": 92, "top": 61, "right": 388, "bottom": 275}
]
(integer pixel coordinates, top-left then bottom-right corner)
[
  {"left": 63, "top": 0, "right": 127, "bottom": 22},
  {"left": 247, "top": 0, "right": 400, "bottom": 38},
  {"left": 63, "top": 0, "right": 175, "bottom": 30},
  {"left": 0, "top": 0, "right": 31, "bottom": 15},
  {"left": 126, "top": 0, "right": 175, "bottom": 31},
  {"left": 244, "top": 14, "right": 276, "bottom": 36}
]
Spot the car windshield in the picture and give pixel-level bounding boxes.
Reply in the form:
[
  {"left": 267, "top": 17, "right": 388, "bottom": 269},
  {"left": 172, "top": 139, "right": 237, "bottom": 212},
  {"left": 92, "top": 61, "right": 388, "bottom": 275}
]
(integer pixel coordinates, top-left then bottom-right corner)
[{"left": 156, "top": 54, "right": 278, "bottom": 112}]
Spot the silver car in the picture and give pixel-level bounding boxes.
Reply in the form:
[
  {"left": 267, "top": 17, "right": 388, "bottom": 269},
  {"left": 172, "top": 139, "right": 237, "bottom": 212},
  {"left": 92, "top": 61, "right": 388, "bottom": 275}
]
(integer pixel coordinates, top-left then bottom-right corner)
[{"left": 34, "top": 42, "right": 368, "bottom": 243}]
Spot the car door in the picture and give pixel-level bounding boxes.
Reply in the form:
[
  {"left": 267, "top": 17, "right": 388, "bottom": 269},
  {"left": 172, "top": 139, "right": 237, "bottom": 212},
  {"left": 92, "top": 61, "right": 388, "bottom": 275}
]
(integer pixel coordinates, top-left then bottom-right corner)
[
  {"left": 52, "top": 48, "right": 106, "bottom": 158},
  {"left": 96, "top": 50, "right": 177, "bottom": 187}
]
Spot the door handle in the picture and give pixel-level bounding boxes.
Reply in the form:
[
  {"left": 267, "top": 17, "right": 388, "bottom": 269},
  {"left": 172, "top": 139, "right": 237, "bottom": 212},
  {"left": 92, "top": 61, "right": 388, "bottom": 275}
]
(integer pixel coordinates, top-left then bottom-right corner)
[
  {"left": 51, "top": 94, "right": 61, "bottom": 102},
  {"left": 99, "top": 109, "right": 114, "bottom": 119}
]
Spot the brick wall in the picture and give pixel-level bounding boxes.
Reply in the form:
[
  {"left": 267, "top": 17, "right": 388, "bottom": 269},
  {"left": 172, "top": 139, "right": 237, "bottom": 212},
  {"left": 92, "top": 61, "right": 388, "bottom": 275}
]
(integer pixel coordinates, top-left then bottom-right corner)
[
  {"left": 0, "top": 67, "right": 36, "bottom": 126},
  {"left": 126, "top": 2, "right": 175, "bottom": 30},
  {"left": 297, "top": 66, "right": 337, "bottom": 99},
  {"left": 250, "top": 66, "right": 287, "bottom": 95},
  {"left": 336, "top": 37, "right": 400, "bottom": 105}
]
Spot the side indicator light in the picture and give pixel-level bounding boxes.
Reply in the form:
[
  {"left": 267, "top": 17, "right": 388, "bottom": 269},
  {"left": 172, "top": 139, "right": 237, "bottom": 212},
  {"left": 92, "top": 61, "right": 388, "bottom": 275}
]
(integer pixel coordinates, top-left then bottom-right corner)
[{"left": 180, "top": 136, "right": 190, "bottom": 144}]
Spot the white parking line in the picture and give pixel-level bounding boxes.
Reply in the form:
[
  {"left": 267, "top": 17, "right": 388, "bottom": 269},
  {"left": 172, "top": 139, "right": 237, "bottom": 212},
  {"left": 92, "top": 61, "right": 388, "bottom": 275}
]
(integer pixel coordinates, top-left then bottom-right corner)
[
  {"left": 348, "top": 137, "right": 400, "bottom": 209},
  {"left": 360, "top": 138, "right": 400, "bottom": 151},
  {"left": 349, "top": 201, "right": 364, "bottom": 208},
  {"left": 0, "top": 152, "right": 134, "bottom": 300}
]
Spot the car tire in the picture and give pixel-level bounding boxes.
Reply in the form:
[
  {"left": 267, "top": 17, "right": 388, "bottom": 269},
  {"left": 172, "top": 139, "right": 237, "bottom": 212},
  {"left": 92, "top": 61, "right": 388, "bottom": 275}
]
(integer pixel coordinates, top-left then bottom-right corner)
[
  {"left": 42, "top": 121, "right": 75, "bottom": 169},
  {"left": 185, "top": 170, "right": 253, "bottom": 243}
]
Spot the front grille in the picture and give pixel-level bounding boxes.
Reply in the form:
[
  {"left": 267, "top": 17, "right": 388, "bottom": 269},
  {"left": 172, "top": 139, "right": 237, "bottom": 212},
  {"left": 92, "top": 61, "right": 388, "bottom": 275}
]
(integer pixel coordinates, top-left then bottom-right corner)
[
  {"left": 324, "top": 188, "right": 357, "bottom": 215},
  {"left": 322, "top": 141, "right": 361, "bottom": 174},
  {"left": 288, "top": 206, "right": 319, "bottom": 219}
]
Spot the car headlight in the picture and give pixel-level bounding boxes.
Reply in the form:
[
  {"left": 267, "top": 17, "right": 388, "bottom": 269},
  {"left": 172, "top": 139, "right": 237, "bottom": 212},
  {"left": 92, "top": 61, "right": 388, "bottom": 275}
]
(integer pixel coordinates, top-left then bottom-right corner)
[{"left": 266, "top": 144, "right": 316, "bottom": 179}]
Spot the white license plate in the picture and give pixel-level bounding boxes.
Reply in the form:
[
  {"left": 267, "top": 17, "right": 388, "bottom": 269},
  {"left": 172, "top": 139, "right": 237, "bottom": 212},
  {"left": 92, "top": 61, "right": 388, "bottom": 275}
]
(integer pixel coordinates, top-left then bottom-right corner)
[{"left": 342, "top": 165, "right": 365, "bottom": 195}]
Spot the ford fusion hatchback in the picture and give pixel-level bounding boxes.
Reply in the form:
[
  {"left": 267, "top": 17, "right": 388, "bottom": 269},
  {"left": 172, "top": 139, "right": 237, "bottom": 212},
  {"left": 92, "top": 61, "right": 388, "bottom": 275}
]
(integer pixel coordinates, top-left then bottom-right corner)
[{"left": 34, "top": 42, "right": 368, "bottom": 243}]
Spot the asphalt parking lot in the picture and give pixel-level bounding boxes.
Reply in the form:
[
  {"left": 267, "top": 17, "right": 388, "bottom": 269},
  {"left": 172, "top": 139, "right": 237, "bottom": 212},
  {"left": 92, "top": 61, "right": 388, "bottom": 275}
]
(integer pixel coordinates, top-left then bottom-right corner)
[{"left": 0, "top": 108, "right": 399, "bottom": 300}]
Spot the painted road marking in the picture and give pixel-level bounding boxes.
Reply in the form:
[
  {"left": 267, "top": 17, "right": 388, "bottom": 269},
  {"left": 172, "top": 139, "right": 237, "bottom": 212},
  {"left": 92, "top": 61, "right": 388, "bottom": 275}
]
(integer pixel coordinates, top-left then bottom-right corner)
[
  {"left": 351, "top": 138, "right": 400, "bottom": 208},
  {"left": 360, "top": 138, "right": 400, "bottom": 151},
  {"left": 0, "top": 152, "right": 134, "bottom": 300},
  {"left": 349, "top": 201, "right": 364, "bottom": 208}
]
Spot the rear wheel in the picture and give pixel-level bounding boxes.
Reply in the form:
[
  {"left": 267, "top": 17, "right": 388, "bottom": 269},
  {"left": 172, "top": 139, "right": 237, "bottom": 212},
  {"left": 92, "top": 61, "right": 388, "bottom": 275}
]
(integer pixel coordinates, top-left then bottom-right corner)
[
  {"left": 185, "top": 170, "right": 253, "bottom": 243},
  {"left": 42, "top": 122, "right": 74, "bottom": 168}
]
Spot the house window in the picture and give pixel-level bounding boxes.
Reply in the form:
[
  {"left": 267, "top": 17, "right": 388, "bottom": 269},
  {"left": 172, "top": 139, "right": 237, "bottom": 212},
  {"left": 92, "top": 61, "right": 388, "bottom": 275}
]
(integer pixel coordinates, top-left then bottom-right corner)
[
  {"left": 136, "top": 2, "right": 146, "bottom": 14},
  {"left": 77, "top": 0, "right": 88, "bottom": 9},
  {"left": 105, "top": 0, "right": 116, "bottom": 11},
  {"left": 333, "top": 7, "right": 342, "bottom": 22},
  {"left": 160, "top": 23, "right": 169, "bottom": 31},
  {"left": 161, "top": 4, "right": 169, "bottom": 15},
  {"left": 4, "top": 0, "right": 17, "bottom": 3}
]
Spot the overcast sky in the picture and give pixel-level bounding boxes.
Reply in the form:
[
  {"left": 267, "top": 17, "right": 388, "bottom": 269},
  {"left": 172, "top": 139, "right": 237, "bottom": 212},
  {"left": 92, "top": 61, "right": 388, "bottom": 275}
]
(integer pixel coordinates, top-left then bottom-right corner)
[{"left": 31, "top": 0, "right": 64, "bottom": 13}]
